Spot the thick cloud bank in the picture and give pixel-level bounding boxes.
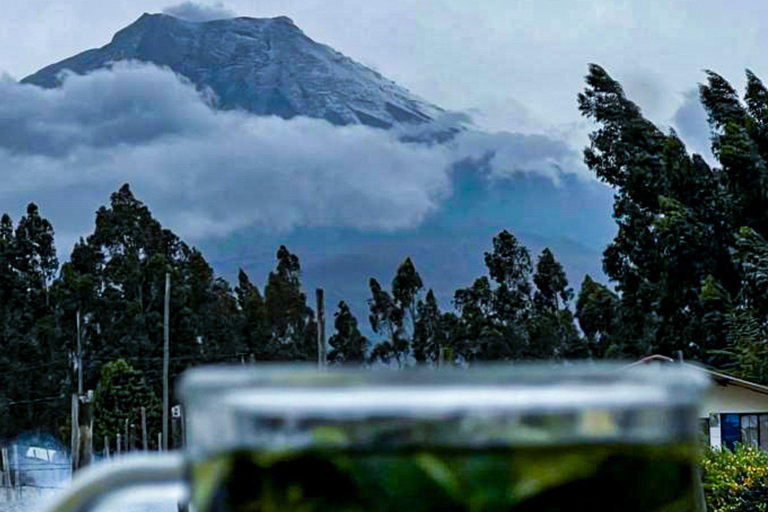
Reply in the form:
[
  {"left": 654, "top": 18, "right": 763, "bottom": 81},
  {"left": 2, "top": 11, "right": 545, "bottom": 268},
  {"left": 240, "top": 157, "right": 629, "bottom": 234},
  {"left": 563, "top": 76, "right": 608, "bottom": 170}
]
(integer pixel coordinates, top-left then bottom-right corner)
[
  {"left": 0, "top": 62, "right": 587, "bottom": 253},
  {"left": 162, "top": 2, "right": 236, "bottom": 22}
]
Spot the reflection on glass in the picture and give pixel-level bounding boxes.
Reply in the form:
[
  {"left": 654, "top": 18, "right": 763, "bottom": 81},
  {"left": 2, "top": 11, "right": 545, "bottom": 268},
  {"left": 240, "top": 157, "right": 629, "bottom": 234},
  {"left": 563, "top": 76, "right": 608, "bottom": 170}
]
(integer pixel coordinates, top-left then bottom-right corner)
[{"left": 741, "top": 414, "right": 759, "bottom": 448}]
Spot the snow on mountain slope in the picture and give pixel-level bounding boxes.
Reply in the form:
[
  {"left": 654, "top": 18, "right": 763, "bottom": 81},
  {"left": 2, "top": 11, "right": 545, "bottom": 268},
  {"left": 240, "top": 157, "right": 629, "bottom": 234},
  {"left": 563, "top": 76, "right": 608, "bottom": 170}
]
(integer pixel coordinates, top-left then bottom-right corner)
[{"left": 22, "top": 13, "right": 444, "bottom": 129}]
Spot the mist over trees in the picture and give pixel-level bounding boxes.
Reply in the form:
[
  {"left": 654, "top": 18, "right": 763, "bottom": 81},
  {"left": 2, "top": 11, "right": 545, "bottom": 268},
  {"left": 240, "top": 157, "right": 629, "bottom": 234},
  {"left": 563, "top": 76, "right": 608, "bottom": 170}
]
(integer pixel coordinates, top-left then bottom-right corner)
[{"left": 4, "top": 63, "right": 768, "bottom": 443}]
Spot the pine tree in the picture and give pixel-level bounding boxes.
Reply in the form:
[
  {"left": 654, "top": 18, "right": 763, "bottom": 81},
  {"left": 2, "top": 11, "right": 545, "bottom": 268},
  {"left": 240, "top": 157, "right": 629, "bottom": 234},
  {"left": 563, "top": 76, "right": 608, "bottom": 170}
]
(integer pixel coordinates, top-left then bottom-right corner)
[
  {"left": 235, "top": 269, "right": 270, "bottom": 359},
  {"left": 392, "top": 257, "right": 423, "bottom": 332},
  {"left": 528, "top": 248, "right": 577, "bottom": 359},
  {"left": 413, "top": 290, "right": 455, "bottom": 364},
  {"left": 327, "top": 302, "right": 368, "bottom": 364},
  {"left": 453, "top": 277, "right": 495, "bottom": 361},
  {"left": 264, "top": 246, "right": 316, "bottom": 360}
]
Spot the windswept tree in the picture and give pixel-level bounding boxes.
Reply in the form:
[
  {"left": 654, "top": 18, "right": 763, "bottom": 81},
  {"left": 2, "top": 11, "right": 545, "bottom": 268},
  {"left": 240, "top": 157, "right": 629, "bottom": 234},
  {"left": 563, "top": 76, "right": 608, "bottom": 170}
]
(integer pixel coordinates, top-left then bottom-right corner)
[
  {"left": 578, "top": 64, "right": 735, "bottom": 361},
  {"left": 578, "top": 64, "right": 768, "bottom": 378}
]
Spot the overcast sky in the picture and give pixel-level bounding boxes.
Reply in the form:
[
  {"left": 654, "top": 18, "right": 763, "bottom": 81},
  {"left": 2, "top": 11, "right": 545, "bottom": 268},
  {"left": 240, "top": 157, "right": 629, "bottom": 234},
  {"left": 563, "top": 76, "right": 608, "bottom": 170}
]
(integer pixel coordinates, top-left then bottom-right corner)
[
  {"left": 2, "top": 0, "right": 766, "bottom": 134},
  {"left": 0, "top": 0, "right": 764, "bottom": 263}
]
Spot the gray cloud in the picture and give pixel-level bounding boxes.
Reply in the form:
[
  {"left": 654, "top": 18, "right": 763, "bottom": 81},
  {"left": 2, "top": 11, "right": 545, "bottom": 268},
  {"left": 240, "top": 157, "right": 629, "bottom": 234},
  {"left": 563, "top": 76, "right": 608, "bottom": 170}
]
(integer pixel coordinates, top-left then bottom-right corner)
[
  {"left": 672, "top": 88, "right": 715, "bottom": 163},
  {"left": 451, "top": 130, "right": 588, "bottom": 183},
  {"left": 0, "top": 63, "right": 451, "bottom": 243},
  {"left": 162, "top": 1, "right": 236, "bottom": 22},
  {"left": 0, "top": 62, "right": 586, "bottom": 256}
]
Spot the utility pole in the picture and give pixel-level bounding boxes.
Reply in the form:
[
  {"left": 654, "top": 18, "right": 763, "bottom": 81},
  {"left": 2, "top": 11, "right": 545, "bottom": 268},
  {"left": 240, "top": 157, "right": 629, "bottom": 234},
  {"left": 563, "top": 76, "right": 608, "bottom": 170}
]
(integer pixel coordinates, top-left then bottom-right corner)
[
  {"left": 71, "top": 310, "right": 82, "bottom": 473},
  {"left": 77, "top": 311, "right": 82, "bottom": 396},
  {"left": 316, "top": 289, "right": 326, "bottom": 369},
  {"left": 141, "top": 407, "right": 148, "bottom": 451},
  {"left": 78, "top": 391, "right": 93, "bottom": 468},
  {"left": 163, "top": 272, "right": 170, "bottom": 452}
]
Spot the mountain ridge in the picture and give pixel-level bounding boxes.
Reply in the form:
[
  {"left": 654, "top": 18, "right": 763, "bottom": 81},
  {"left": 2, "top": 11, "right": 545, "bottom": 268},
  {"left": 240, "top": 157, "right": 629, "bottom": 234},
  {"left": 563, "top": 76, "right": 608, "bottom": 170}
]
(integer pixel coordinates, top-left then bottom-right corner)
[{"left": 22, "top": 12, "right": 445, "bottom": 130}]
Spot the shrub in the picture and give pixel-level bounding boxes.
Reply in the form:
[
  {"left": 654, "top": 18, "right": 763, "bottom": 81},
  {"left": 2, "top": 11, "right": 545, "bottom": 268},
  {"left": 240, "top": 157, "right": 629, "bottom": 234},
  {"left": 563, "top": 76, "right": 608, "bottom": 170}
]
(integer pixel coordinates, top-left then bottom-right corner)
[{"left": 701, "top": 444, "right": 768, "bottom": 512}]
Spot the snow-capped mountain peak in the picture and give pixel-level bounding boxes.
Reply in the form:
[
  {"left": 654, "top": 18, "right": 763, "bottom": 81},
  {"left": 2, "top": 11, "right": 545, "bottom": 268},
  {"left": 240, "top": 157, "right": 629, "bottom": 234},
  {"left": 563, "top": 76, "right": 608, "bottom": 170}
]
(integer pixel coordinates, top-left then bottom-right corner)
[{"left": 23, "top": 12, "right": 444, "bottom": 129}]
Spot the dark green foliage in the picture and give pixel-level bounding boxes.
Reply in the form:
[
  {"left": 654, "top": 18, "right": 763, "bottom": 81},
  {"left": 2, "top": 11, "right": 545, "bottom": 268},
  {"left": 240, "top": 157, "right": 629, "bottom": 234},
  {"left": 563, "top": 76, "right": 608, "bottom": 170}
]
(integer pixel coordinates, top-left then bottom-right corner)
[
  {"left": 235, "top": 269, "right": 270, "bottom": 360},
  {"left": 577, "top": 63, "right": 756, "bottom": 366},
  {"left": 367, "top": 258, "right": 426, "bottom": 366},
  {"left": 327, "top": 302, "right": 368, "bottom": 365},
  {"left": 701, "top": 444, "right": 768, "bottom": 512},
  {"left": 0, "top": 205, "right": 67, "bottom": 440},
  {"left": 56, "top": 184, "right": 246, "bottom": 392},
  {"left": 574, "top": 276, "right": 619, "bottom": 358},
  {"left": 368, "top": 277, "right": 408, "bottom": 366},
  {"left": 528, "top": 249, "right": 579, "bottom": 359},
  {"left": 412, "top": 290, "right": 456, "bottom": 364},
  {"left": 452, "top": 231, "right": 535, "bottom": 361},
  {"left": 576, "top": 63, "right": 768, "bottom": 379},
  {"left": 92, "top": 359, "right": 161, "bottom": 452},
  {"left": 263, "top": 246, "right": 317, "bottom": 361},
  {"left": 392, "top": 258, "right": 423, "bottom": 331}
]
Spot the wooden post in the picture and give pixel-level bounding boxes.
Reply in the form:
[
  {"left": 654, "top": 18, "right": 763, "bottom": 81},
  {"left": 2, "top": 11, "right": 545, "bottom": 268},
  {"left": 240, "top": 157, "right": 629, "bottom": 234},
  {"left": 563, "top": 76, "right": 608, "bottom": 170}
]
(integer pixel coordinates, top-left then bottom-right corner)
[
  {"left": 104, "top": 436, "right": 110, "bottom": 460},
  {"left": 77, "top": 310, "right": 82, "bottom": 396},
  {"left": 316, "top": 289, "right": 326, "bottom": 369},
  {"left": 77, "top": 392, "right": 93, "bottom": 469},
  {"left": 158, "top": 433, "right": 162, "bottom": 452},
  {"left": 172, "top": 411, "right": 179, "bottom": 450},
  {"left": 72, "top": 309, "right": 83, "bottom": 473},
  {"left": 71, "top": 393, "right": 79, "bottom": 472},
  {"left": 12, "top": 444, "right": 20, "bottom": 500},
  {"left": 141, "top": 407, "right": 148, "bottom": 451},
  {"left": 116, "top": 434, "right": 121, "bottom": 457},
  {"left": 124, "top": 419, "right": 129, "bottom": 454},
  {"left": 180, "top": 406, "right": 186, "bottom": 448},
  {"left": 2, "top": 447, "right": 11, "bottom": 501},
  {"left": 163, "top": 272, "right": 170, "bottom": 452}
]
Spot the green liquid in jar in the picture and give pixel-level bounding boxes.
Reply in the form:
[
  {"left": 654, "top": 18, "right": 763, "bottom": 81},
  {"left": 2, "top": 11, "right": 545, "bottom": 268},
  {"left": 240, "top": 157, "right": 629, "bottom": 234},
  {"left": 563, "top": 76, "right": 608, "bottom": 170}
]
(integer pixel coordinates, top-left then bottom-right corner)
[{"left": 191, "top": 443, "right": 701, "bottom": 512}]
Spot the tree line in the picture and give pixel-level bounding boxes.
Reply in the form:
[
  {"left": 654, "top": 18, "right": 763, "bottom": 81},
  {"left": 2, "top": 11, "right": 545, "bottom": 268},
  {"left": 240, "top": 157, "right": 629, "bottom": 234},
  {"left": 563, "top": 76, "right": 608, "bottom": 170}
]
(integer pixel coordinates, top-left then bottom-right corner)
[
  {"left": 0, "top": 184, "right": 612, "bottom": 445},
  {"left": 5, "top": 63, "right": 768, "bottom": 444}
]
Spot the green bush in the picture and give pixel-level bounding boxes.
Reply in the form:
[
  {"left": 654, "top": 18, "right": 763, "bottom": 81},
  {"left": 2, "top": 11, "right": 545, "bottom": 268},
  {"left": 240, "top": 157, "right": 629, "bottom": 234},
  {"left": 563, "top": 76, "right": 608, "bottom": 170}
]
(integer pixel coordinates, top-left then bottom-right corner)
[{"left": 701, "top": 444, "right": 768, "bottom": 512}]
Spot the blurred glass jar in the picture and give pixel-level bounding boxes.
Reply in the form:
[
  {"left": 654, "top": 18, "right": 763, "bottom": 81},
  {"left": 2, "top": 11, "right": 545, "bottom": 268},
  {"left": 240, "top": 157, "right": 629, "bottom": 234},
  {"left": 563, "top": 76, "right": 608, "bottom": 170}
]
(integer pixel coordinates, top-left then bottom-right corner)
[{"left": 46, "top": 363, "right": 710, "bottom": 512}]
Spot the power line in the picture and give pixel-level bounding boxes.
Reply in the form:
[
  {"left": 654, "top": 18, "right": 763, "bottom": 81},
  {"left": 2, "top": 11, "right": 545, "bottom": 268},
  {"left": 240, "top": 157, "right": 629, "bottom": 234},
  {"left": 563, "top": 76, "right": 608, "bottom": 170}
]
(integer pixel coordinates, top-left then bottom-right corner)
[{"left": 0, "top": 394, "right": 66, "bottom": 408}]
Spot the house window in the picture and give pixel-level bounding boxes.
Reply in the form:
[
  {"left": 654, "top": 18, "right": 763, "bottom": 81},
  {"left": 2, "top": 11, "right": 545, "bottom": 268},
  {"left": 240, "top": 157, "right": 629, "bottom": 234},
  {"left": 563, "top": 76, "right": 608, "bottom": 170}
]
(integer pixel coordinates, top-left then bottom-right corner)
[
  {"left": 722, "top": 414, "right": 740, "bottom": 450},
  {"left": 742, "top": 415, "right": 759, "bottom": 448},
  {"left": 720, "top": 413, "right": 768, "bottom": 450}
]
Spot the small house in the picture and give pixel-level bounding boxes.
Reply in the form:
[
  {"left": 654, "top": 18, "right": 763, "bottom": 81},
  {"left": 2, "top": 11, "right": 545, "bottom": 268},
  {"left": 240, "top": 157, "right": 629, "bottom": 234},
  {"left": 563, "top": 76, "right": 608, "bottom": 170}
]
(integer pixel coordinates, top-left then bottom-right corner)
[{"left": 631, "top": 354, "right": 768, "bottom": 450}]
